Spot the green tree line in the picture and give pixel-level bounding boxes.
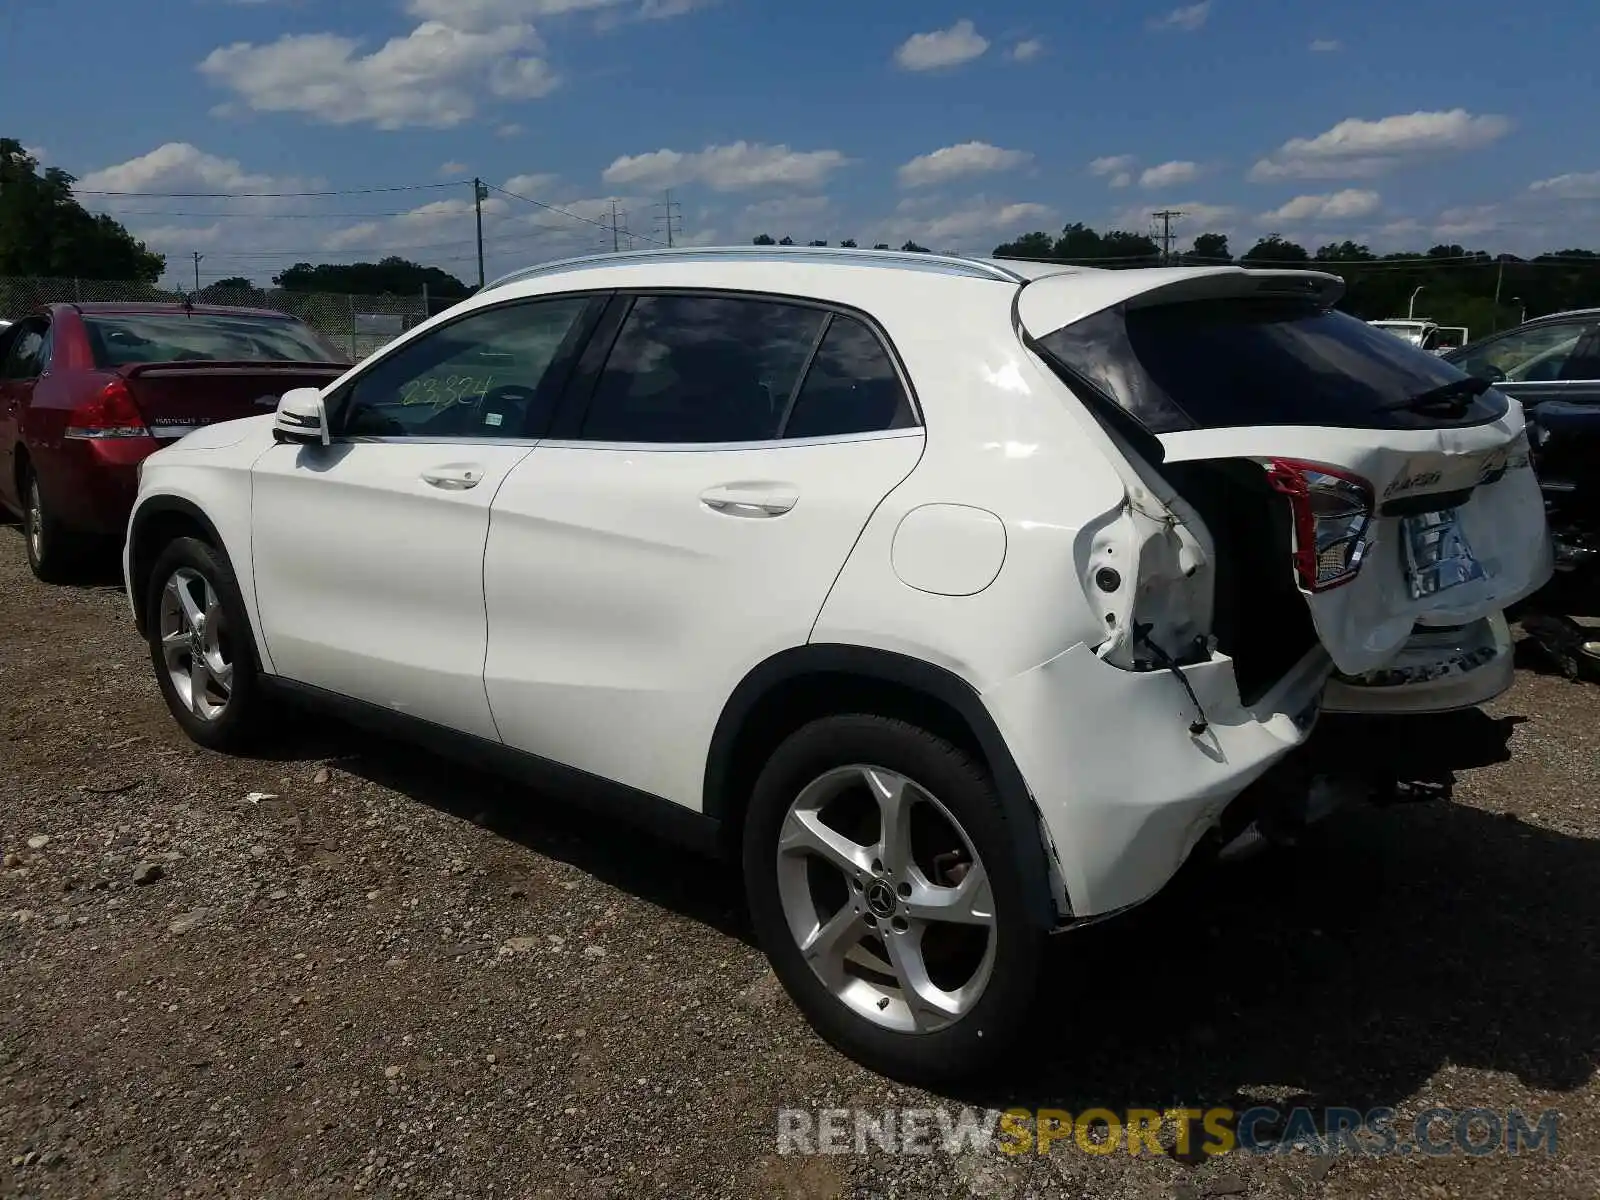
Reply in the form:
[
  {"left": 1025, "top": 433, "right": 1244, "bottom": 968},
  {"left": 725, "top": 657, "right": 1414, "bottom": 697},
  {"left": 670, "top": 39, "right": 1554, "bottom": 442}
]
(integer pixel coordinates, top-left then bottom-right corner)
[{"left": 989, "top": 224, "right": 1599, "bottom": 336}]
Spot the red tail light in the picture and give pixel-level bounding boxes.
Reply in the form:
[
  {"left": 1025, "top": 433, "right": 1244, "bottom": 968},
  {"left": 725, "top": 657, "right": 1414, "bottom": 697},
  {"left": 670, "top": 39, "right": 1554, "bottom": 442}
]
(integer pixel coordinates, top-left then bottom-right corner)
[
  {"left": 64, "top": 380, "right": 150, "bottom": 440},
  {"left": 1265, "top": 459, "right": 1374, "bottom": 593}
]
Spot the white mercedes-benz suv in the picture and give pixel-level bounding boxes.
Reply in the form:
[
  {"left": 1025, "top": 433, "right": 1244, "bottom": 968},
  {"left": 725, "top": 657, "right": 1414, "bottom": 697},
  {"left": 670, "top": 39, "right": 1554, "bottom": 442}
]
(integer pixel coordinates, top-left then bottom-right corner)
[{"left": 124, "top": 246, "right": 1551, "bottom": 1082}]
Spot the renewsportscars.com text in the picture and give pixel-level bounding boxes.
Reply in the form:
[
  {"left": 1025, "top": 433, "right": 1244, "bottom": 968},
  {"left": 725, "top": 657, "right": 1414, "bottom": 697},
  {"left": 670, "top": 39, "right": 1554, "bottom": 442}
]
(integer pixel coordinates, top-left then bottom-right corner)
[{"left": 775, "top": 1106, "right": 1560, "bottom": 1158}]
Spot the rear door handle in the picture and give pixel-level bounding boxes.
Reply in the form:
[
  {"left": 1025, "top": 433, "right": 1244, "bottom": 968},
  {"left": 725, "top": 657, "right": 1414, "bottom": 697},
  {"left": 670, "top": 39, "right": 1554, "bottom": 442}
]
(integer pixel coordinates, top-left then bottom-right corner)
[
  {"left": 700, "top": 483, "right": 798, "bottom": 518},
  {"left": 421, "top": 466, "right": 483, "bottom": 490}
]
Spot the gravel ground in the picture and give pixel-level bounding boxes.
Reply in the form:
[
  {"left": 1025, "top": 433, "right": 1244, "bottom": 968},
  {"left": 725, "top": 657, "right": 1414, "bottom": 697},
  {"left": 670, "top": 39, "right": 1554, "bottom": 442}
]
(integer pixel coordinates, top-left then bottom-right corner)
[{"left": 2, "top": 521, "right": 1598, "bottom": 1198}]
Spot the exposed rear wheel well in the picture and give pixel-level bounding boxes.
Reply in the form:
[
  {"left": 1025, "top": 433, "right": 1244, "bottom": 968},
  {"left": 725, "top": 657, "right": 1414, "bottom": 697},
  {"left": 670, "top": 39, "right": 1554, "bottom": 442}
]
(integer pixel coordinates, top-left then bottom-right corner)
[{"left": 710, "top": 670, "right": 992, "bottom": 853}]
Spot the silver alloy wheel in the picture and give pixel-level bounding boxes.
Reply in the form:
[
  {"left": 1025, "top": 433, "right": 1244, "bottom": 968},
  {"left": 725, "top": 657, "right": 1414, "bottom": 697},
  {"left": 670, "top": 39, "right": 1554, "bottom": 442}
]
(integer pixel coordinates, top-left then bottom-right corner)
[
  {"left": 25, "top": 477, "right": 43, "bottom": 563},
  {"left": 158, "top": 567, "right": 234, "bottom": 722},
  {"left": 776, "top": 765, "right": 997, "bottom": 1034}
]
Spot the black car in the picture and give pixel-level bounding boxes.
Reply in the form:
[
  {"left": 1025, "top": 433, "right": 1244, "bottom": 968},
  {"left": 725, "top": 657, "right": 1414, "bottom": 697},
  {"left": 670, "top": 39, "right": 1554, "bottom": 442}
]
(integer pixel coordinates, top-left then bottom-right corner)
[{"left": 1445, "top": 310, "right": 1600, "bottom": 672}]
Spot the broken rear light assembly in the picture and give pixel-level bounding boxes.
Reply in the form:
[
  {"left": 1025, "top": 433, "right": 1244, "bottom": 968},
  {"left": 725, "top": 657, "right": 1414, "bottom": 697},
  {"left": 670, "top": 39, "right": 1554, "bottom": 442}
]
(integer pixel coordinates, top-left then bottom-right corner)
[
  {"left": 63, "top": 380, "right": 150, "bottom": 440},
  {"left": 1264, "top": 458, "right": 1374, "bottom": 593}
]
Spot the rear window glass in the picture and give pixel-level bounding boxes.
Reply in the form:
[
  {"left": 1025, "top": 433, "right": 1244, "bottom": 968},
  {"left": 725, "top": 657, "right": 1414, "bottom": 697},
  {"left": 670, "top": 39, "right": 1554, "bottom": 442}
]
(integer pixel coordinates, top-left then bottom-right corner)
[
  {"left": 1035, "top": 298, "right": 1509, "bottom": 433},
  {"left": 84, "top": 313, "right": 343, "bottom": 368}
]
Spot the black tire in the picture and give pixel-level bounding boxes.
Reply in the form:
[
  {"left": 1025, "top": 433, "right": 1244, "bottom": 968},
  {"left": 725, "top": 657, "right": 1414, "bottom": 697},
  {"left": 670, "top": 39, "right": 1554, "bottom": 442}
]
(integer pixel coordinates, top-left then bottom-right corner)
[
  {"left": 144, "top": 535, "right": 270, "bottom": 753},
  {"left": 742, "top": 714, "right": 1045, "bottom": 1084},
  {"left": 21, "top": 465, "right": 84, "bottom": 583}
]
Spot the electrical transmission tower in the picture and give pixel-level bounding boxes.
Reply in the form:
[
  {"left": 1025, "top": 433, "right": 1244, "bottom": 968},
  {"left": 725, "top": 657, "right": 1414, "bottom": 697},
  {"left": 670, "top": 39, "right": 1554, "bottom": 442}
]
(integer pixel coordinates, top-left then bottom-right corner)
[
  {"left": 603, "top": 200, "right": 634, "bottom": 252},
  {"left": 654, "top": 189, "right": 683, "bottom": 248},
  {"left": 1153, "top": 209, "right": 1184, "bottom": 265}
]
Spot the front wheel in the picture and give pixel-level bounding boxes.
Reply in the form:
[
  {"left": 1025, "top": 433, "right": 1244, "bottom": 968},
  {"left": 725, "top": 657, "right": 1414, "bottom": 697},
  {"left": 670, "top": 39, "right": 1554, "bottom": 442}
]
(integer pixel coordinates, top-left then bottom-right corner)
[
  {"left": 145, "top": 536, "right": 269, "bottom": 752},
  {"left": 742, "top": 714, "right": 1045, "bottom": 1084}
]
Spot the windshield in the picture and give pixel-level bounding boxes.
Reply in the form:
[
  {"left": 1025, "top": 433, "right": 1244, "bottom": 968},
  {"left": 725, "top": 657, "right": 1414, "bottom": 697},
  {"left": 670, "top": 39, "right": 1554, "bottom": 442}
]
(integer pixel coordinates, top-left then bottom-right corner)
[
  {"left": 84, "top": 312, "right": 345, "bottom": 367},
  {"left": 1034, "top": 297, "right": 1510, "bottom": 433}
]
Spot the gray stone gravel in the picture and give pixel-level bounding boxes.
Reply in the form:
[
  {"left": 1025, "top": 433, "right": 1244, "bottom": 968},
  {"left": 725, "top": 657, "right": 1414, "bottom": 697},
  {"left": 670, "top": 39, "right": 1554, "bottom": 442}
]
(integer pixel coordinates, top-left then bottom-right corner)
[{"left": 1, "top": 522, "right": 1597, "bottom": 1198}]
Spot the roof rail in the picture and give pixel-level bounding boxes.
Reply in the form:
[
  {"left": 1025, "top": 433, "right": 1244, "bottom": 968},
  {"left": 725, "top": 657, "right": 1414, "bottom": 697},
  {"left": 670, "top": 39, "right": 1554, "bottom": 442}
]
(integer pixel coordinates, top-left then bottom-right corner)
[{"left": 482, "top": 244, "right": 1028, "bottom": 292}]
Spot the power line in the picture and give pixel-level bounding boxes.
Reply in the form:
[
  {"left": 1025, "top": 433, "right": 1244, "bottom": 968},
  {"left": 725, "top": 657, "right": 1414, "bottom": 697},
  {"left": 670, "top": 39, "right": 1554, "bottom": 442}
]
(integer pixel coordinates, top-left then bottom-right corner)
[
  {"left": 75, "top": 181, "right": 469, "bottom": 199},
  {"left": 486, "top": 183, "right": 671, "bottom": 247}
]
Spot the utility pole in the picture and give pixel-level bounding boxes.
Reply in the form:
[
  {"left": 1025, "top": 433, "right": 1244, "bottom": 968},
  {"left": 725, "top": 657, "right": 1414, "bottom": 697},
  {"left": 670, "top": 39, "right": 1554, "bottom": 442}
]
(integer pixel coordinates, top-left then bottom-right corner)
[
  {"left": 1153, "top": 209, "right": 1183, "bottom": 265},
  {"left": 191, "top": 251, "right": 204, "bottom": 292},
  {"left": 654, "top": 189, "right": 683, "bottom": 248},
  {"left": 1492, "top": 257, "right": 1505, "bottom": 331},
  {"left": 472, "top": 178, "right": 489, "bottom": 288},
  {"left": 611, "top": 200, "right": 622, "bottom": 252}
]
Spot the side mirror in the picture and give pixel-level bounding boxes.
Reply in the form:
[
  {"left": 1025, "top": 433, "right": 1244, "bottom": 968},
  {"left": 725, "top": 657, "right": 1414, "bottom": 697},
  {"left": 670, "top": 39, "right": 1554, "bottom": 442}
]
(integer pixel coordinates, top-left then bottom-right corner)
[{"left": 272, "top": 387, "right": 330, "bottom": 446}]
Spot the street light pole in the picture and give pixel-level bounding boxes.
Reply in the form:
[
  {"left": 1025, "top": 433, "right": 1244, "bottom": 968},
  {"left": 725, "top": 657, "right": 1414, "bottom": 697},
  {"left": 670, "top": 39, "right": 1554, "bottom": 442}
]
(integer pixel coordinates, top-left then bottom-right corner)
[{"left": 1408, "top": 285, "right": 1425, "bottom": 318}]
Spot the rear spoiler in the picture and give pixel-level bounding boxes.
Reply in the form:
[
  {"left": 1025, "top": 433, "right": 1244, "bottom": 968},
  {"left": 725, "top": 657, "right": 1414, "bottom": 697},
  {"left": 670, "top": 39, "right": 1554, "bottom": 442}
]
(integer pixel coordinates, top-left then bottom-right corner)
[
  {"left": 1015, "top": 266, "right": 1346, "bottom": 339},
  {"left": 119, "top": 360, "right": 350, "bottom": 380}
]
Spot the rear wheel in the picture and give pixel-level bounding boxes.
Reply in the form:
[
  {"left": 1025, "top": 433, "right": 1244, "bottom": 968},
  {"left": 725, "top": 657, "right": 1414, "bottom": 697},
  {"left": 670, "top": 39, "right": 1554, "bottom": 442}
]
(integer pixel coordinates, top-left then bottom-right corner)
[
  {"left": 21, "top": 467, "right": 83, "bottom": 583},
  {"left": 145, "top": 536, "right": 268, "bottom": 752},
  {"left": 742, "top": 714, "right": 1045, "bottom": 1083}
]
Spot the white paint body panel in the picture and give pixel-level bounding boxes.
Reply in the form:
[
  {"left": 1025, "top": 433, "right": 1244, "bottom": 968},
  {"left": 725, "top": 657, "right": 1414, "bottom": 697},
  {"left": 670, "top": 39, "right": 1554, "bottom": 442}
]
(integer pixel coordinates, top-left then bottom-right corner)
[
  {"left": 891, "top": 504, "right": 1008, "bottom": 596},
  {"left": 250, "top": 440, "right": 535, "bottom": 740},
  {"left": 484, "top": 432, "right": 924, "bottom": 808}
]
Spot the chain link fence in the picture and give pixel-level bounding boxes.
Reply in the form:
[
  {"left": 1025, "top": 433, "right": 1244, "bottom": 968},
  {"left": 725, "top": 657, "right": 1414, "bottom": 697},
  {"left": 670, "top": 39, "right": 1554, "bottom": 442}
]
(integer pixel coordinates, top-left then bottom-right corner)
[{"left": 0, "top": 277, "right": 437, "bottom": 362}]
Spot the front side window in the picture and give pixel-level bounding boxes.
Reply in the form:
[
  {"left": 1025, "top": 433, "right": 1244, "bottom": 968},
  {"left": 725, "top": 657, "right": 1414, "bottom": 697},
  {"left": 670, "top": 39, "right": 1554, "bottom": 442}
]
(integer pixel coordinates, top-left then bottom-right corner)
[
  {"left": 1037, "top": 298, "right": 1510, "bottom": 433},
  {"left": 1450, "top": 320, "right": 1599, "bottom": 384},
  {"left": 335, "top": 297, "right": 594, "bottom": 439},
  {"left": 83, "top": 312, "right": 343, "bottom": 367},
  {"left": 580, "top": 295, "right": 826, "bottom": 444}
]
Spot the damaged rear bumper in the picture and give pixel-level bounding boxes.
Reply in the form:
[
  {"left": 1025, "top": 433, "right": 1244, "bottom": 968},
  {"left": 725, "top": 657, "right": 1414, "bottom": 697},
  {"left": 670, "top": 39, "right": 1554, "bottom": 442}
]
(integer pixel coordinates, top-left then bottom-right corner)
[
  {"left": 980, "top": 641, "right": 1332, "bottom": 920},
  {"left": 1320, "top": 612, "right": 1513, "bottom": 715}
]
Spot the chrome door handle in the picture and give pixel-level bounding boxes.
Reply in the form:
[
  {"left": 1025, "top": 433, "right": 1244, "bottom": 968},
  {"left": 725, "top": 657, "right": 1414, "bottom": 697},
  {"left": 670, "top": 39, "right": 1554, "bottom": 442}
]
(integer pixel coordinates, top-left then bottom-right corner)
[
  {"left": 700, "top": 485, "right": 798, "bottom": 517},
  {"left": 421, "top": 466, "right": 482, "bottom": 490}
]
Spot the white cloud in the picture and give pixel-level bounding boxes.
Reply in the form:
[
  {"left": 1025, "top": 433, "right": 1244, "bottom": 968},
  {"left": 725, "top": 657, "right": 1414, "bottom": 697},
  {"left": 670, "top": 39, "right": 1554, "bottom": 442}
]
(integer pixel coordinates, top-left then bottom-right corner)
[
  {"left": 497, "top": 123, "right": 525, "bottom": 138},
  {"left": 1009, "top": 38, "right": 1044, "bottom": 62},
  {"left": 893, "top": 19, "right": 989, "bottom": 70},
  {"left": 1529, "top": 171, "right": 1600, "bottom": 200},
  {"left": 404, "top": 0, "right": 707, "bottom": 25},
  {"left": 1089, "top": 154, "right": 1137, "bottom": 188},
  {"left": 880, "top": 199, "right": 1054, "bottom": 250},
  {"left": 1249, "top": 109, "right": 1513, "bottom": 181},
  {"left": 501, "top": 172, "right": 560, "bottom": 196},
  {"left": 602, "top": 141, "right": 849, "bottom": 192},
  {"left": 1432, "top": 204, "right": 1504, "bottom": 240},
  {"left": 1147, "top": 2, "right": 1211, "bottom": 32},
  {"left": 897, "top": 141, "right": 1031, "bottom": 188},
  {"left": 77, "top": 142, "right": 309, "bottom": 197},
  {"left": 439, "top": 161, "right": 468, "bottom": 176},
  {"left": 1110, "top": 199, "right": 1238, "bottom": 234},
  {"left": 1140, "top": 160, "right": 1200, "bottom": 189},
  {"left": 1257, "top": 189, "right": 1382, "bottom": 223},
  {"left": 198, "top": 21, "right": 558, "bottom": 129},
  {"left": 489, "top": 55, "right": 560, "bottom": 98},
  {"left": 1309, "top": 38, "right": 1341, "bottom": 51}
]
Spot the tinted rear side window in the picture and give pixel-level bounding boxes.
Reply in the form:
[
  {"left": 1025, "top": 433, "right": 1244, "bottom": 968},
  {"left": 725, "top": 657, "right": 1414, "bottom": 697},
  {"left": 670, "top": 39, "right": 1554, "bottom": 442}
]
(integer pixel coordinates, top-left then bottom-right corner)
[
  {"left": 1036, "top": 298, "right": 1510, "bottom": 433},
  {"left": 783, "top": 315, "right": 915, "bottom": 439},
  {"left": 581, "top": 295, "right": 825, "bottom": 443},
  {"left": 84, "top": 313, "right": 344, "bottom": 367}
]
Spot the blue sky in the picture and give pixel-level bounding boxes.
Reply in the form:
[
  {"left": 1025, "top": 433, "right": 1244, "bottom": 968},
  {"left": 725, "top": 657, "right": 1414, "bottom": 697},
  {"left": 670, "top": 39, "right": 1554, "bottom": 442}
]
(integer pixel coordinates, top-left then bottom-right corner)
[{"left": 4, "top": 0, "right": 1597, "bottom": 289}]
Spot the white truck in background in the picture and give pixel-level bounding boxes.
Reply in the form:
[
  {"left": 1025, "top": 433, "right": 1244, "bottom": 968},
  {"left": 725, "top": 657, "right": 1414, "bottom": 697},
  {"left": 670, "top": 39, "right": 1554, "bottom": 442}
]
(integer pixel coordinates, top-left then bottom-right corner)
[{"left": 1369, "top": 318, "right": 1469, "bottom": 354}]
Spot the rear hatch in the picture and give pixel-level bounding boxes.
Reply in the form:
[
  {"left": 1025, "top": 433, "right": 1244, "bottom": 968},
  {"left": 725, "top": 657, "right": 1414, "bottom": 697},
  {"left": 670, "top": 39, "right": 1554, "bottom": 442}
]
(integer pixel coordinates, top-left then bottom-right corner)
[
  {"left": 1019, "top": 267, "right": 1553, "bottom": 677},
  {"left": 81, "top": 309, "right": 349, "bottom": 440}
]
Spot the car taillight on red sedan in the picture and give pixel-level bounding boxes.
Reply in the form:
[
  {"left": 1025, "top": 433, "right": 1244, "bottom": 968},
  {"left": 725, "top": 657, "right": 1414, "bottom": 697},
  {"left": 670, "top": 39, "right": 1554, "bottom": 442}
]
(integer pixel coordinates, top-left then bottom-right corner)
[
  {"left": 1265, "top": 458, "right": 1375, "bottom": 593},
  {"left": 63, "top": 380, "right": 149, "bottom": 440}
]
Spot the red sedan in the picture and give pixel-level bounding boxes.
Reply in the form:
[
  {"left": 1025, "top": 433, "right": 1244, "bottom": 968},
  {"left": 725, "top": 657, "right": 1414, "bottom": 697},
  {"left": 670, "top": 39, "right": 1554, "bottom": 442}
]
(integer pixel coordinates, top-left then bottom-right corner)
[{"left": 0, "top": 303, "right": 350, "bottom": 581}]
